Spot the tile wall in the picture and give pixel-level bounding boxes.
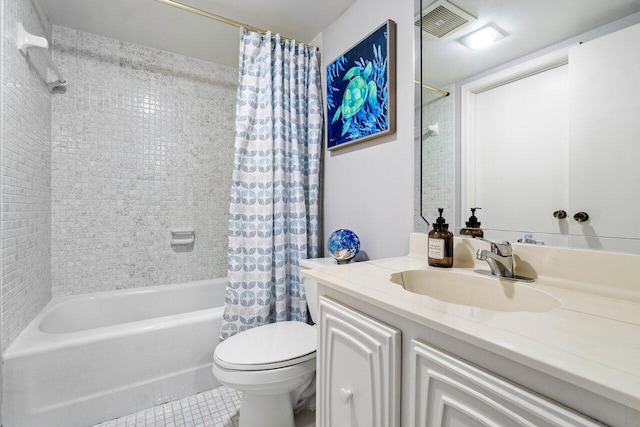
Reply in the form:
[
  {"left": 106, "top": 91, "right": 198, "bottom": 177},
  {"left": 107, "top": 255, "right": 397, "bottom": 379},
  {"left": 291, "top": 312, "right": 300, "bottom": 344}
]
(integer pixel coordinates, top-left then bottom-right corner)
[
  {"left": 51, "top": 27, "right": 238, "bottom": 296},
  {"left": 415, "top": 84, "right": 455, "bottom": 230},
  {"left": 1, "top": 0, "right": 53, "bottom": 420},
  {"left": 0, "top": 0, "right": 53, "bottom": 352}
]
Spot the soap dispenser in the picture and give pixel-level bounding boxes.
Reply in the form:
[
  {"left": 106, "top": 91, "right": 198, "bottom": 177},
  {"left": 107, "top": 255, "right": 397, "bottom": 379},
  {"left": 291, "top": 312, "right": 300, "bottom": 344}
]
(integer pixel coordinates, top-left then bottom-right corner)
[
  {"left": 460, "top": 207, "right": 484, "bottom": 238},
  {"left": 428, "top": 208, "right": 453, "bottom": 268}
]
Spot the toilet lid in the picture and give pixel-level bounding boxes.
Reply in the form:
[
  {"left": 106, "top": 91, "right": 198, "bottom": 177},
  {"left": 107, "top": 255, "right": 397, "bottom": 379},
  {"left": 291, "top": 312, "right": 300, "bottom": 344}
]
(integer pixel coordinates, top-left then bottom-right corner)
[{"left": 214, "top": 321, "right": 317, "bottom": 371}]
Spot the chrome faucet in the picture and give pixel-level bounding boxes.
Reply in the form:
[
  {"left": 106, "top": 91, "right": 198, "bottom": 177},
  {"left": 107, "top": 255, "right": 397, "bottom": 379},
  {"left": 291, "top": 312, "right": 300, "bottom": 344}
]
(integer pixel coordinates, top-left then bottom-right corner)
[
  {"left": 474, "top": 237, "right": 534, "bottom": 282},
  {"left": 475, "top": 237, "right": 514, "bottom": 278}
]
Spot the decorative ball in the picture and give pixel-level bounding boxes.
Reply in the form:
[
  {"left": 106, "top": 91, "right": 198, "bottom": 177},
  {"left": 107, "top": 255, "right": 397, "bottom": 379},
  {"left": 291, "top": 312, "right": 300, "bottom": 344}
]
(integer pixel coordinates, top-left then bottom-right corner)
[{"left": 327, "top": 229, "right": 360, "bottom": 264}]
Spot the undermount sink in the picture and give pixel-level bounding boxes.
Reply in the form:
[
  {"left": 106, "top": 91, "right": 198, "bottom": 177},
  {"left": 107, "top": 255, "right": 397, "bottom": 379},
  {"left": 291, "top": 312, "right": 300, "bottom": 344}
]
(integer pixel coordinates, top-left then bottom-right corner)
[{"left": 389, "top": 270, "right": 561, "bottom": 313}]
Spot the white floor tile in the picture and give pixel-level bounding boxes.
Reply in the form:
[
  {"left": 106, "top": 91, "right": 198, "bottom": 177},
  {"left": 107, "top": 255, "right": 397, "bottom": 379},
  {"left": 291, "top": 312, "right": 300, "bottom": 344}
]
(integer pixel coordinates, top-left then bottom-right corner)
[
  {"left": 93, "top": 386, "right": 240, "bottom": 427},
  {"left": 93, "top": 385, "right": 315, "bottom": 427}
]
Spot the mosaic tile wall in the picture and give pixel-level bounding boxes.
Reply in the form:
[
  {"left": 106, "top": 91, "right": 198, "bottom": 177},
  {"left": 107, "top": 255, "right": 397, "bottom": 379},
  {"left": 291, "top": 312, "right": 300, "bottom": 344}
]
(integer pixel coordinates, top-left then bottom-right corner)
[
  {"left": 415, "top": 84, "right": 455, "bottom": 231},
  {"left": 51, "top": 26, "right": 237, "bottom": 296},
  {"left": 0, "top": 0, "right": 53, "bottom": 351}
]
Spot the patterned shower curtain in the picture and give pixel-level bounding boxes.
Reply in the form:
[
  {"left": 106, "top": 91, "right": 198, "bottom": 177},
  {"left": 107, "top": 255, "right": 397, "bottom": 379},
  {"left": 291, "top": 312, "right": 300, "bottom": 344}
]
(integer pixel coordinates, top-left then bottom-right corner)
[{"left": 219, "top": 29, "right": 322, "bottom": 340}]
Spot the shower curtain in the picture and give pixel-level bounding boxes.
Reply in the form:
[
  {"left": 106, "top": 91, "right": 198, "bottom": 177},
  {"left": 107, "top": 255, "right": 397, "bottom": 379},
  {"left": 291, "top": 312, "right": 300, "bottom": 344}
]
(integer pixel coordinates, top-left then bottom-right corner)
[{"left": 219, "top": 29, "right": 322, "bottom": 340}]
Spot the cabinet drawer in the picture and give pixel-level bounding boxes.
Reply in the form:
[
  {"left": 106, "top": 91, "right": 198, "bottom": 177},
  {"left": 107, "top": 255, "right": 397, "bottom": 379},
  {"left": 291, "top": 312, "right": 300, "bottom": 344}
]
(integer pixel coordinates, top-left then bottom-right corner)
[
  {"left": 318, "top": 296, "right": 401, "bottom": 427},
  {"left": 409, "top": 340, "right": 603, "bottom": 427}
]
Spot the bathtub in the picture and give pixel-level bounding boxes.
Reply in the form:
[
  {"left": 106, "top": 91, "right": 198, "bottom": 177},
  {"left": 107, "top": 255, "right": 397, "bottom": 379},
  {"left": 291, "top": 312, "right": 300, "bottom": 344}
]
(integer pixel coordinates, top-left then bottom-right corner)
[{"left": 2, "top": 278, "right": 227, "bottom": 427}]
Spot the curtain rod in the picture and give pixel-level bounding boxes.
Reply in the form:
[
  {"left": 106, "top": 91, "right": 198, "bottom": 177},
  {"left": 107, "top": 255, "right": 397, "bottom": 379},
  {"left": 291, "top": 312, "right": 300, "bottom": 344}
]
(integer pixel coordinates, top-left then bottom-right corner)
[
  {"left": 414, "top": 80, "right": 449, "bottom": 96},
  {"left": 154, "top": 0, "right": 315, "bottom": 49}
]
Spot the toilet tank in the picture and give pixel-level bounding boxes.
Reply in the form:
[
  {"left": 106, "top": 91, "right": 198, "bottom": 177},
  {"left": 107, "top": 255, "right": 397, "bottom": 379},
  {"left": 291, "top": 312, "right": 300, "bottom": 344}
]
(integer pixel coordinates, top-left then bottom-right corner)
[{"left": 300, "top": 258, "right": 336, "bottom": 324}]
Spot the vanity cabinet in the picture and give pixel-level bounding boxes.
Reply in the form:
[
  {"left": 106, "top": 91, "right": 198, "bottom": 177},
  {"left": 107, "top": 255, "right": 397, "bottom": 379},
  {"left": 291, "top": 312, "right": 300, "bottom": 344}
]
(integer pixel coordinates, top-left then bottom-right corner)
[
  {"left": 409, "top": 340, "right": 602, "bottom": 427},
  {"left": 317, "top": 296, "right": 401, "bottom": 427},
  {"left": 317, "top": 294, "right": 605, "bottom": 427}
]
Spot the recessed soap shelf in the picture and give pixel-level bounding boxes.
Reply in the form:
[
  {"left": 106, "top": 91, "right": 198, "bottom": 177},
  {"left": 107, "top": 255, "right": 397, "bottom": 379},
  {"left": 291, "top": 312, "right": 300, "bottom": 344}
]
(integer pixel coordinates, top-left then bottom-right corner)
[{"left": 170, "top": 228, "right": 195, "bottom": 246}]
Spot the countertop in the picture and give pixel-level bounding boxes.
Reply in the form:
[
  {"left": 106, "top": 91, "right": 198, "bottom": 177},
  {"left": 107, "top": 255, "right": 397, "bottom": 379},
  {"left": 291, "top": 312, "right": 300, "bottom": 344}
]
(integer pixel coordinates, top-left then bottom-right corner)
[{"left": 302, "top": 235, "right": 640, "bottom": 412}]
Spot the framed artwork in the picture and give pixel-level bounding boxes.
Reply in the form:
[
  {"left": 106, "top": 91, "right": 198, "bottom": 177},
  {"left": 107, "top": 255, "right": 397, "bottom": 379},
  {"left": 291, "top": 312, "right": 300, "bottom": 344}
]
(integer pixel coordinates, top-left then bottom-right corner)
[{"left": 326, "top": 20, "right": 396, "bottom": 150}]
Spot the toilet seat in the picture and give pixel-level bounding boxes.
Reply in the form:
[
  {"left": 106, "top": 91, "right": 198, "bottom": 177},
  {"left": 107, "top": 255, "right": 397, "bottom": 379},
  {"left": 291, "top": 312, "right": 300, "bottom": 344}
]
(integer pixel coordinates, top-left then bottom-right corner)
[{"left": 214, "top": 321, "right": 316, "bottom": 371}]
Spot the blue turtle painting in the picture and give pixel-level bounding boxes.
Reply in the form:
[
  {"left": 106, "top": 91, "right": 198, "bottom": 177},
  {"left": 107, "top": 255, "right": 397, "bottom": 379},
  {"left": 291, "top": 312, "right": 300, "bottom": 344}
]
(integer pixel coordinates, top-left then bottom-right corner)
[
  {"left": 331, "top": 61, "right": 379, "bottom": 137},
  {"left": 326, "top": 20, "right": 396, "bottom": 149}
]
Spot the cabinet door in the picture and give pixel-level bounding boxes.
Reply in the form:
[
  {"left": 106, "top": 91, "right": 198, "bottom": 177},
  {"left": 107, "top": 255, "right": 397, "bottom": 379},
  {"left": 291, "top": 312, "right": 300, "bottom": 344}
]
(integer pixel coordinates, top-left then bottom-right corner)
[
  {"left": 568, "top": 22, "right": 640, "bottom": 239},
  {"left": 469, "top": 64, "right": 569, "bottom": 235},
  {"left": 318, "top": 297, "right": 400, "bottom": 427},
  {"left": 409, "top": 340, "right": 602, "bottom": 427}
]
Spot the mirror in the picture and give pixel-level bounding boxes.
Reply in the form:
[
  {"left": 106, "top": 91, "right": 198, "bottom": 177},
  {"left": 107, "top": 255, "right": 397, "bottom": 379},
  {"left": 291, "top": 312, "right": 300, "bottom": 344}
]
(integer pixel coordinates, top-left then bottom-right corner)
[{"left": 415, "top": 0, "right": 640, "bottom": 254}]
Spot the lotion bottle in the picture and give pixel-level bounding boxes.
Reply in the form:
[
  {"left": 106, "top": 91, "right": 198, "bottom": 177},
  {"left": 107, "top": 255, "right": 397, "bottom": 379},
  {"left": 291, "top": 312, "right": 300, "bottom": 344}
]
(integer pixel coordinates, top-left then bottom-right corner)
[
  {"left": 428, "top": 208, "right": 453, "bottom": 268},
  {"left": 460, "top": 207, "right": 484, "bottom": 238}
]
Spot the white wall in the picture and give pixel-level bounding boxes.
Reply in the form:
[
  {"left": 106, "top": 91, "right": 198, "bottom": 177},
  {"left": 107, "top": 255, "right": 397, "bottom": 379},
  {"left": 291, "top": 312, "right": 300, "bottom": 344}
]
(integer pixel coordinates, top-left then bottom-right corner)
[{"left": 321, "top": 0, "right": 415, "bottom": 259}]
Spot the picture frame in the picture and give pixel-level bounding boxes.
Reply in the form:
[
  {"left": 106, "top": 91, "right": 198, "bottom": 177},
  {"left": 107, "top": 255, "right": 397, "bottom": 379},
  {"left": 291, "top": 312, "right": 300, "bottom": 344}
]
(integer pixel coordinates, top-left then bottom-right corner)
[{"left": 326, "top": 20, "right": 396, "bottom": 150}]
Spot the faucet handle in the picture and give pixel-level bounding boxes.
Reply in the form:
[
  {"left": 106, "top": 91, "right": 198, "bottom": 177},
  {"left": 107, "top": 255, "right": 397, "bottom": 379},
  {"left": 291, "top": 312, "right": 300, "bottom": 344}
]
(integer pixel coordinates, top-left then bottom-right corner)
[{"left": 474, "top": 237, "right": 512, "bottom": 256}]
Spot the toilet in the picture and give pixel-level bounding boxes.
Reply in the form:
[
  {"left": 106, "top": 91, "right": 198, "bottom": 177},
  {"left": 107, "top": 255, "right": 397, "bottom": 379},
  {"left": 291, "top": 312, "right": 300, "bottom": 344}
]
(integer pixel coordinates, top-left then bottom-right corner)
[{"left": 212, "top": 258, "right": 331, "bottom": 427}]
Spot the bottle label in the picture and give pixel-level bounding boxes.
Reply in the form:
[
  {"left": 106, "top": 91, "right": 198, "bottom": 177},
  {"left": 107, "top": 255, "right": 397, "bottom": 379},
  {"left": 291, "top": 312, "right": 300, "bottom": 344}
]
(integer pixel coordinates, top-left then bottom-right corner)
[{"left": 428, "top": 238, "right": 445, "bottom": 260}]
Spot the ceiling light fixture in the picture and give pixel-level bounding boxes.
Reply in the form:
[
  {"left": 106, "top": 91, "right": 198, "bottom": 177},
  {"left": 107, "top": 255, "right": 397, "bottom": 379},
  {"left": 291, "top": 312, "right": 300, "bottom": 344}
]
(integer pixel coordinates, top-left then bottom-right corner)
[{"left": 459, "top": 23, "right": 507, "bottom": 49}]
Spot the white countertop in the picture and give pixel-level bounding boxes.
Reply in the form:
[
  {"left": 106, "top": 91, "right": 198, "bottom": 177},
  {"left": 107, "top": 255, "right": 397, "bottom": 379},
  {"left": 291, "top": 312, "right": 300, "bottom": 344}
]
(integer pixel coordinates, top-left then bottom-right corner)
[{"left": 303, "top": 235, "right": 640, "bottom": 412}]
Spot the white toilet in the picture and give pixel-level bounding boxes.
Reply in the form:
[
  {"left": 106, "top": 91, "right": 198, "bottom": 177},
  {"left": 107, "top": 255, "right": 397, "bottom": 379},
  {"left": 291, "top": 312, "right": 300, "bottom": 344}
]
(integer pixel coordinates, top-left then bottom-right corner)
[{"left": 212, "top": 258, "right": 330, "bottom": 427}]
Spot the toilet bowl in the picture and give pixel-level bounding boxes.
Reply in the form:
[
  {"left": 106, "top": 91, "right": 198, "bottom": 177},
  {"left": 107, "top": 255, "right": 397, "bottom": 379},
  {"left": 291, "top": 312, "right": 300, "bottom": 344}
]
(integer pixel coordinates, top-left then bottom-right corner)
[
  {"left": 212, "top": 321, "right": 317, "bottom": 427},
  {"left": 212, "top": 258, "right": 332, "bottom": 427}
]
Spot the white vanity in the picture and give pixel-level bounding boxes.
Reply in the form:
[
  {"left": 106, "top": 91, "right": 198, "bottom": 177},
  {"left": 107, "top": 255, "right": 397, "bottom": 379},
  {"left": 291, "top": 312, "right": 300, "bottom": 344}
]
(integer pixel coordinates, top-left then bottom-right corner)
[{"left": 304, "top": 234, "right": 640, "bottom": 427}]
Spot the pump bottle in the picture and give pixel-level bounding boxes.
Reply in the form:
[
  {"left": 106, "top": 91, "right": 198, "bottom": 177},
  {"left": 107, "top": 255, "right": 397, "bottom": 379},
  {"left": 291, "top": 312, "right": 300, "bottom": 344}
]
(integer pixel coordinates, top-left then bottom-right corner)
[
  {"left": 460, "top": 207, "right": 484, "bottom": 238},
  {"left": 428, "top": 208, "right": 454, "bottom": 268}
]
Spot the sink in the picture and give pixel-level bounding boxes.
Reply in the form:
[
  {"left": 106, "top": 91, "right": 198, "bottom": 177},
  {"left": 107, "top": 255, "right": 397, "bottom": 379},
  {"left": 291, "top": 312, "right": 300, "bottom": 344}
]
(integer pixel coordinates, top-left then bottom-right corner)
[{"left": 389, "top": 270, "right": 561, "bottom": 313}]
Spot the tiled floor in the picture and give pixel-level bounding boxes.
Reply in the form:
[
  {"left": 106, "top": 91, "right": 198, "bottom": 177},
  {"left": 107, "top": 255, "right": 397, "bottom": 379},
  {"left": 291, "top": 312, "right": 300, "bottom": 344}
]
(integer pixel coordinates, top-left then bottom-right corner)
[{"left": 93, "top": 386, "right": 241, "bottom": 427}]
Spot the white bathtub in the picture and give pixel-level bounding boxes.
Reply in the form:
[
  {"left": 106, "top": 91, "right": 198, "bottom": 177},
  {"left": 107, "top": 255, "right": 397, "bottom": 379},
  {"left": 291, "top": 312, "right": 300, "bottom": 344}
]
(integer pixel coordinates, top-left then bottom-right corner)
[{"left": 2, "top": 278, "right": 227, "bottom": 427}]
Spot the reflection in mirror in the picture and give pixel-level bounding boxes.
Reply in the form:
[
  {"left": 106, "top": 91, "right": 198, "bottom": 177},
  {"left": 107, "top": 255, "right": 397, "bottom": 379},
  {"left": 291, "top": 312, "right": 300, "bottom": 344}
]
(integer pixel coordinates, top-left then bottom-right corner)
[
  {"left": 415, "top": 0, "right": 640, "bottom": 254},
  {"left": 414, "top": 0, "right": 456, "bottom": 230},
  {"left": 414, "top": 0, "right": 425, "bottom": 229}
]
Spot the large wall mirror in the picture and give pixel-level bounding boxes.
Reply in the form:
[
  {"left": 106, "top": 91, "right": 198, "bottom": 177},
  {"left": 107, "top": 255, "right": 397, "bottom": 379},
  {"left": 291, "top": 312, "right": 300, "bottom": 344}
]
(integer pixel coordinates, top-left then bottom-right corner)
[{"left": 415, "top": 0, "right": 640, "bottom": 254}]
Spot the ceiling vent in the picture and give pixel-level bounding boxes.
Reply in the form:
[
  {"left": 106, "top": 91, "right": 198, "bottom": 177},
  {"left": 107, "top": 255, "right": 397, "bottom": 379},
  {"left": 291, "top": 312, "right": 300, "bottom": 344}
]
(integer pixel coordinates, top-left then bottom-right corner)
[{"left": 415, "top": 0, "right": 477, "bottom": 40}]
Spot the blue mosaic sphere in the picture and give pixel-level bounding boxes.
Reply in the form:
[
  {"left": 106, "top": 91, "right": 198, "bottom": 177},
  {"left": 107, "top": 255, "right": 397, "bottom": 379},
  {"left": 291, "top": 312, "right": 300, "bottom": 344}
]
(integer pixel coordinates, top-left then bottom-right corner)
[{"left": 327, "top": 229, "right": 360, "bottom": 264}]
